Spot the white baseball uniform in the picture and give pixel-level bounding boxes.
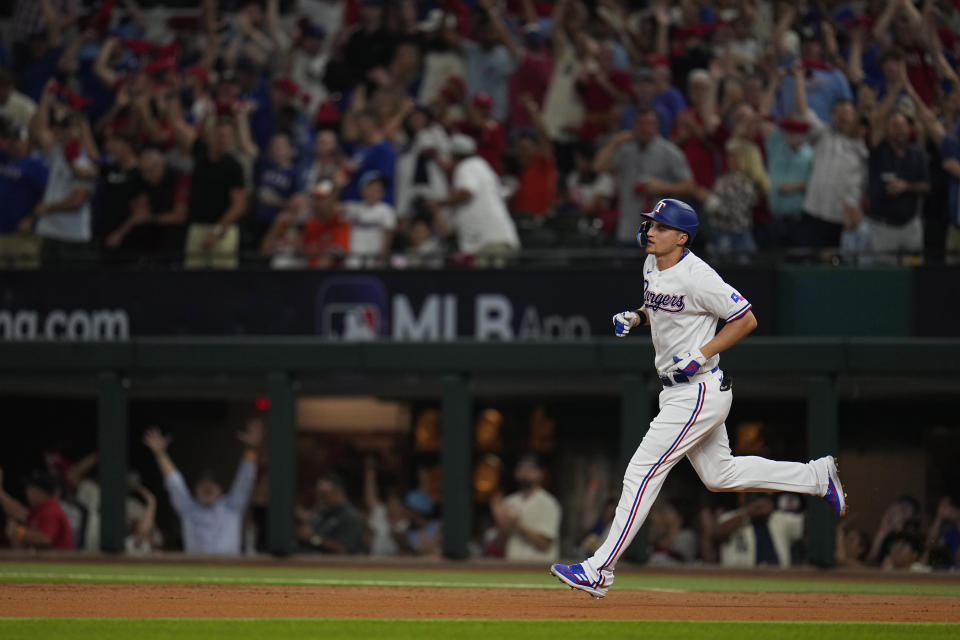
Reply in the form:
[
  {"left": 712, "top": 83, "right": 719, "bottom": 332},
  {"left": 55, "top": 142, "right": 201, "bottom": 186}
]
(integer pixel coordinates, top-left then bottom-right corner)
[{"left": 583, "top": 250, "right": 829, "bottom": 590}]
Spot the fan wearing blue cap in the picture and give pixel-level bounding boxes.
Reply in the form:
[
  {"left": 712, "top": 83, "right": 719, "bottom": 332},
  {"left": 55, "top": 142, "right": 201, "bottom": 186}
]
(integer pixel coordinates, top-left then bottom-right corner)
[
  {"left": 551, "top": 198, "right": 845, "bottom": 598},
  {"left": 342, "top": 170, "right": 397, "bottom": 268}
]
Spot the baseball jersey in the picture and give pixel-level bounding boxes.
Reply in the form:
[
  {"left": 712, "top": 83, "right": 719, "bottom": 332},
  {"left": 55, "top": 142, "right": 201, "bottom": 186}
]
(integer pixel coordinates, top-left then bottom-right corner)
[
  {"left": 344, "top": 200, "right": 397, "bottom": 268},
  {"left": 0, "top": 151, "right": 49, "bottom": 233},
  {"left": 642, "top": 250, "right": 752, "bottom": 374}
]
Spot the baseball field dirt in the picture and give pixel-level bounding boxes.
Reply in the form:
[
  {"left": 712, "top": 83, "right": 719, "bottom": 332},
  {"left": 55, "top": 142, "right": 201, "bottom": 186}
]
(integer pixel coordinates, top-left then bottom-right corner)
[
  {"left": 3, "top": 560, "right": 960, "bottom": 639},
  {"left": 2, "top": 582, "right": 959, "bottom": 622}
]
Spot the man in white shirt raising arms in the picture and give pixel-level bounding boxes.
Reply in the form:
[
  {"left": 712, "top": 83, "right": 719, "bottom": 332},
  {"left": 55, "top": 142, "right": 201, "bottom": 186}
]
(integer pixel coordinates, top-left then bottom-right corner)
[{"left": 143, "top": 419, "right": 263, "bottom": 555}]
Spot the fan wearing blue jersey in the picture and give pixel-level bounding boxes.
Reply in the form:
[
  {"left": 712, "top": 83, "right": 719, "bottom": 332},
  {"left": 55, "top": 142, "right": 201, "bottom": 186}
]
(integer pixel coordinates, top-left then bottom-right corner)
[{"left": 0, "top": 118, "right": 48, "bottom": 268}]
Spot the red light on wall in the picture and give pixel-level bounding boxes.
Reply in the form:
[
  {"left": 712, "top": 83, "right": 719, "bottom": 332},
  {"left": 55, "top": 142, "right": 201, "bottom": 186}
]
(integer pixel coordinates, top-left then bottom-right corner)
[{"left": 254, "top": 397, "right": 271, "bottom": 411}]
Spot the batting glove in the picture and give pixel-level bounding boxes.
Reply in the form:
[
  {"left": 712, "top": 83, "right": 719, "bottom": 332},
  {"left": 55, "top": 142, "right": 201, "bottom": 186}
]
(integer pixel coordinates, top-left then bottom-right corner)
[
  {"left": 612, "top": 311, "right": 640, "bottom": 338},
  {"left": 672, "top": 349, "right": 706, "bottom": 376}
]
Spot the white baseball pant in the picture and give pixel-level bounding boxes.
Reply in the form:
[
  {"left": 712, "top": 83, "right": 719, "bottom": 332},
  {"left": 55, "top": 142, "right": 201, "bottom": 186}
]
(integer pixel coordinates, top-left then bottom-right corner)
[{"left": 584, "top": 369, "right": 824, "bottom": 588}]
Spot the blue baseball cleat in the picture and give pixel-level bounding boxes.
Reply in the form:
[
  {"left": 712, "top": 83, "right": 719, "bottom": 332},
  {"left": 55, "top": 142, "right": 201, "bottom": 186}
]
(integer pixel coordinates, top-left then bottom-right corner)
[
  {"left": 549, "top": 563, "right": 607, "bottom": 599},
  {"left": 822, "top": 456, "right": 848, "bottom": 516}
]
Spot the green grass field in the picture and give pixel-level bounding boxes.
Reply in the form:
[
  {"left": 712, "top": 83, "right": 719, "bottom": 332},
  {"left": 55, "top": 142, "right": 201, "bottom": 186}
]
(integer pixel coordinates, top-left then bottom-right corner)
[
  {"left": 2, "top": 561, "right": 959, "bottom": 640},
  {"left": 1, "top": 619, "right": 959, "bottom": 640}
]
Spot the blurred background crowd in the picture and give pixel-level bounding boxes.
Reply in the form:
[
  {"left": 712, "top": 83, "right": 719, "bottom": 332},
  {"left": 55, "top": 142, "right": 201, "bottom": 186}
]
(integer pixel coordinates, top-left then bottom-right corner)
[
  {"left": 1, "top": 406, "right": 957, "bottom": 572},
  {"left": 3, "top": 0, "right": 960, "bottom": 269}
]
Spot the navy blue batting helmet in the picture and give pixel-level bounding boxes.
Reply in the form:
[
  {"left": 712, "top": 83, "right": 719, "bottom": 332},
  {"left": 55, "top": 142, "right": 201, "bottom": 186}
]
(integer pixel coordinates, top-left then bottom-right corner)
[{"left": 637, "top": 198, "right": 699, "bottom": 246}]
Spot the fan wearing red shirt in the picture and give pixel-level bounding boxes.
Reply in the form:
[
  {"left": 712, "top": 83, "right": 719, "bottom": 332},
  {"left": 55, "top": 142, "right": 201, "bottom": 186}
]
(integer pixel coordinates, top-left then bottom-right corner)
[
  {"left": 0, "top": 469, "right": 73, "bottom": 550},
  {"left": 576, "top": 41, "right": 632, "bottom": 141},
  {"left": 510, "top": 96, "right": 557, "bottom": 217},
  {"left": 884, "top": 7, "right": 937, "bottom": 106},
  {"left": 506, "top": 29, "right": 553, "bottom": 130},
  {"left": 672, "top": 69, "right": 727, "bottom": 190},
  {"left": 476, "top": 0, "right": 553, "bottom": 131}
]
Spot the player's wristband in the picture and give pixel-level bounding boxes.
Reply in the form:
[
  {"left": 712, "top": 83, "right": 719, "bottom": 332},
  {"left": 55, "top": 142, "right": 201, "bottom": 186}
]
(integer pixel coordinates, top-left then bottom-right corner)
[{"left": 633, "top": 309, "right": 647, "bottom": 327}]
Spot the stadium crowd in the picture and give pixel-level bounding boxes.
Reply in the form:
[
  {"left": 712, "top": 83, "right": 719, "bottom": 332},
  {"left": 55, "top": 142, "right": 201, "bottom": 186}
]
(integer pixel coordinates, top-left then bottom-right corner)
[{"left": 1, "top": 0, "right": 960, "bottom": 268}]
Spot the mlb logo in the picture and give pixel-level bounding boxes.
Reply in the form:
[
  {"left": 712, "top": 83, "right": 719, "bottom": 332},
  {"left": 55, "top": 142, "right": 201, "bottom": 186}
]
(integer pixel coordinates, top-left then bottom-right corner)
[
  {"left": 316, "top": 276, "right": 389, "bottom": 341},
  {"left": 322, "top": 303, "right": 381, "bottom": 340}
]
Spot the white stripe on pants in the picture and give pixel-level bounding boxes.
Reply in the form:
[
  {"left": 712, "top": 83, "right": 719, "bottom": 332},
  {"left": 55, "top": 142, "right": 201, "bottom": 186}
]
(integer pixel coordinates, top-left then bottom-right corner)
[{"left": 585, "top": 370, "right": 821, "bottom": 587}]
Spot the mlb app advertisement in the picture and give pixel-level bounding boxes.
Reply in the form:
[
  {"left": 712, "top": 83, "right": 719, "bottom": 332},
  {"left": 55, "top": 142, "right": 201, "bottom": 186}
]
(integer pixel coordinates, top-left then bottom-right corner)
[{"left": 0, "top": 270, "right": 775, "bottom": 341}]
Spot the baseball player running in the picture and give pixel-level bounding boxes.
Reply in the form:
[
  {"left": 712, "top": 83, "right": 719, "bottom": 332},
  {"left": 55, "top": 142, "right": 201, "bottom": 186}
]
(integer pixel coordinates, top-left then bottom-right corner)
[{"left": 550, "top": 199, "right": 846, "bottom": 598}]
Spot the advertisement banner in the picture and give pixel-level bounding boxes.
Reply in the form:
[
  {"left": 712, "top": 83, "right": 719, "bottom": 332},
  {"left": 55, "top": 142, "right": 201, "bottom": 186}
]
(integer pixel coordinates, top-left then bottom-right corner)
[{"left": 0, "top": 268, "right": 776, "bottom": 341}]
